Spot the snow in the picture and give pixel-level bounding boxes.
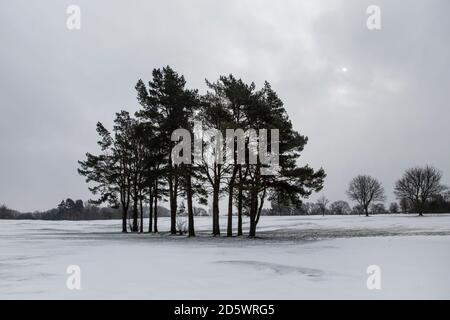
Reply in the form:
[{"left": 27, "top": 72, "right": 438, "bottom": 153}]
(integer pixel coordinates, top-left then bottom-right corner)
[{"left": 1, "top": 214, "right": 450, "bottom": 299}]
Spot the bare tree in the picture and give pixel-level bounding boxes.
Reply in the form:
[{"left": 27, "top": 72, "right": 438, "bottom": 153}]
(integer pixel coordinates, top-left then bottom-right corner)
[
  {"left": 330, "top": 200, "right": 351, "bottom": 215},
  {"left": 389, "top": 202, "right": 399, "bottom": 214},
  {"left": 316, "top": 195, "right": 329, "bottom": 216},
  {"left": 394, "top": 165, "right": 447, "bottom": 216},
  {"left": 347, "top": 175, "right": 385, "bottom": 217},
  {"left": 370, "top": 203, "right": 386, "bottom": 214}
]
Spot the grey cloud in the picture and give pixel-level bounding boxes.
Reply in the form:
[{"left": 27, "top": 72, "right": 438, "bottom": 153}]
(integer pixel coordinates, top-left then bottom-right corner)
[{"left": 0, "top": 0, "right": 449, "bottom": 211}]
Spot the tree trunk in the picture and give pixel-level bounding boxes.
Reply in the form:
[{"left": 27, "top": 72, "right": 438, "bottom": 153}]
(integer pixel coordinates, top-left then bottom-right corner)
[
  {"left": 168, "top": 152, "right": 177, "bottom": 235},
  {"left": 418, "top": 201, "right": 424, "bottom": 217},
  {"left": 227, "top": 168, "right": 237, "bottom": 237},
  {"left": 132, "top": 182, "right": 139, "bottom": 232},
  {"left": 248, "top": 184, "right": 258, "bottom": 238},
  {"left": 139, "top": 193, "right": 144, "bottom": 233},
  {"left": 154, "top": 181, "right": 158, "bottom": 233},
  {"left": 237, "top": 166, "right": 243, "bottom": 236},
  {"left": 255, "top": 187, "right": 266, "bottom": 226},
  {"left": 132, "top": 203, "right": 138, "bottom": 232},
  {"left": 121, "top": 202, "right": 128, "bottom": 233},
  {"left": 174, "top": 178, "right": 178, "bottom": 231},
  {"left": 169, "top": 175, "right": 177, "bottom": 235},
  {"left": 212, "top": 183, "right": 220, "bottom": 236},
  {"left": 249, "top": 203, "right": 257, "bottom": 238},
  {"left": 148, "top": 192, "right": 153, "bottom": 233},
  {"left": 186, "top": 166, "right": 195, "bottom": 237},
  {"left": 168, "top": 177, "right": 175, "bottom": 234},
  {"left": 226, "top": 187, "right": 233, "bottom": 237}
]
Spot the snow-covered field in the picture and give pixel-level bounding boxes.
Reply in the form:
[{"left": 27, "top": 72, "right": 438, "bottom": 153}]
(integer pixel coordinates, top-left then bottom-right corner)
[{"left": 1, "top": 215, "right": 450, "bottom": 299}]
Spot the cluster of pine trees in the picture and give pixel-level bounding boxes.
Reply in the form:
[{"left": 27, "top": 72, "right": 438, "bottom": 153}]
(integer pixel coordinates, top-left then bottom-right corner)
[{"left": 78, "top": 66, "right": 325, "bottom": 237}]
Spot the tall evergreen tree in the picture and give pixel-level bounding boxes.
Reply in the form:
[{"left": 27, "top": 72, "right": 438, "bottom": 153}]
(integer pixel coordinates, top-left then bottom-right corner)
[
  {"left": 78, "top": 114, "right": 135, "bottom": 233},
  {"left": 203, "top": 76, "right": 255, "bottom": 237},
  {"left": 198, "top": 85, "right": 234, "bottom": 236},
  {"left": 242, "top": 82, "right": 326, "bottom": 237},
  {"left": 136, "top": 66, "right": 198, "bottom": 235}
]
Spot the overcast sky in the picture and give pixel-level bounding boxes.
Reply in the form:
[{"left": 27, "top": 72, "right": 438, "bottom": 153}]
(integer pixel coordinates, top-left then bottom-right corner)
[{"left": 1, "top": 0, "right": 449, "bottom": 212}]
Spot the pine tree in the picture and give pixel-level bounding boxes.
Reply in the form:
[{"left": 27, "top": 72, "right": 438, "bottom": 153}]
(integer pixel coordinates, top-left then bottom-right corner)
[{"left": 136, "top": 66, "right": 199, "bottom": 235}]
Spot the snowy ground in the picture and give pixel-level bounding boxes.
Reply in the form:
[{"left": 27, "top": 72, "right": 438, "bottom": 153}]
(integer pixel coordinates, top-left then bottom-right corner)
[{"left": 1, "top": 214, "right": 450, "bottom": 299}]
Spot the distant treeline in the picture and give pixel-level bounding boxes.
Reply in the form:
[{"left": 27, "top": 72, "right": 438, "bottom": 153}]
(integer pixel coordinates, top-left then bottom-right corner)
[
  {"left": 0, "top": 199, "right": 120, "bottom": 220},
  {"left": 264, "top": 192, "right": 450, "bottom": 216},
  {"left": 264, "top": 166, "right": 449, "bottom": 217},
  {"left": 2, "top": 193, "right": 449, "bottom": 221},
  {"left": 0, "top": 198, "right": 209, "bottom": 221}
]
